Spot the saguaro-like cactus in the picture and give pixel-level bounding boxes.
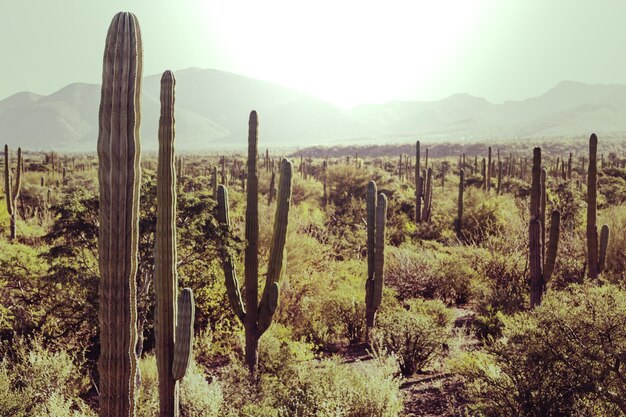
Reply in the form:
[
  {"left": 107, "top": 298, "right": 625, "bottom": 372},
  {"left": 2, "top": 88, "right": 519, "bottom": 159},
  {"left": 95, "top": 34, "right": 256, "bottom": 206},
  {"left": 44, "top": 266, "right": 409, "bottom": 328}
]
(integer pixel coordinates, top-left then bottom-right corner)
[
  {"left": 365, "top": 181, "right": 387, "bottom": 336},
  {"left": 421, "top": 168, "right": 433, "bottom": 221},
  {"left": 97, "top": 12, "right": 142, "bottom": 417},
  {"left": 455, "top": 169, "right": 464, "bottom": 239},
  {"left": 415, "top": 140, "right": 422, "bottom": 223},
  {"left": 154, "top": 71, "right": 195, "bottom": 417},
  {"left": 529, "top": 148, "right": 560, "bottom": 308},
  {"left": 217, "top": 111, "right": 293, "bottom": 372},
  {"left": 3, "top": 144, "right": 22, "bottom": 241},
  {"left": 586, "top": 134, "right": 610, "bottom": 279}
]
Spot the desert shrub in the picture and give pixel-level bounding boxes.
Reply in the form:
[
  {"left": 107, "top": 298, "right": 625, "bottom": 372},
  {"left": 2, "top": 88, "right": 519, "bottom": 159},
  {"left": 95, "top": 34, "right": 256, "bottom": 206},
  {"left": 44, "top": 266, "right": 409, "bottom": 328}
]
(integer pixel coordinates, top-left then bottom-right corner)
[
  {"left": 601, "top": 205, "right": 626, "bottom": 285},
  {"left": 373, "top": 298, "right": 454, "bottom": 375},
  {"left": 137, "top": 354, "right": 223, "bottom": 417},
  {"left": 0, "top": 336, "right": 94, "bottom": 417},
  {"left": 290, "top": 175, "right": 324, "bottom": 206},
  {"left": 453, "top": 284, "right": 626, "bottom": 416},
  {"left": 386, "top": 244, "right": 481, "bottom": 305},
  {"left": 219, "top": 328, "right": 403, "bottom": 417},
  {"left": 459, "top": 189, "right": 521, "bottom": 244}
]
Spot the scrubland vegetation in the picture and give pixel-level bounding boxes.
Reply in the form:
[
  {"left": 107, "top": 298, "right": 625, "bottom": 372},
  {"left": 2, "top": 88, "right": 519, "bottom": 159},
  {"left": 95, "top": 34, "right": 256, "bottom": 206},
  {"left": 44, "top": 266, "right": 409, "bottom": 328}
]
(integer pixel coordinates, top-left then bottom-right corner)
[{"left": 2, "top": 11, "right": 626, "bottom": 417}]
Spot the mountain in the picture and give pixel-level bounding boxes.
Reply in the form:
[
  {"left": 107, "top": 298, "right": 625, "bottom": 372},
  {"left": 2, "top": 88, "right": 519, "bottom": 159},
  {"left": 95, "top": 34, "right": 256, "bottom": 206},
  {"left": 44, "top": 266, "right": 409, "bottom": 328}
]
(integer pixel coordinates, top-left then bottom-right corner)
[{"left": 1, "top": 72, "right": 626, "bottom": 152}]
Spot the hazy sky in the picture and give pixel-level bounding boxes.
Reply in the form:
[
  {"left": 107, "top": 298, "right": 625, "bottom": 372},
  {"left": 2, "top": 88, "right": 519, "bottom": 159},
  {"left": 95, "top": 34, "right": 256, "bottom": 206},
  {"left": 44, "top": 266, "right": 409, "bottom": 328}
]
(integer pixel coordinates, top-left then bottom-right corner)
[{"left": 2, "top": 1, "right": 626, "bottom": 108}]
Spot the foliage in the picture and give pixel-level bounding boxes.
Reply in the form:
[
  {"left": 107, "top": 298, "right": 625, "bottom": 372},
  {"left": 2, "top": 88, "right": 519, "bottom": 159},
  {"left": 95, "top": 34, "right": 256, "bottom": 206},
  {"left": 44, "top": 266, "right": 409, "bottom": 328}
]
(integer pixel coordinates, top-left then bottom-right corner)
[
  {"left": 453, "top": 284, "right": 626, "bottom": 416},
  {"left": 373, "top": 298, "right": 454, "bottom": 375}
]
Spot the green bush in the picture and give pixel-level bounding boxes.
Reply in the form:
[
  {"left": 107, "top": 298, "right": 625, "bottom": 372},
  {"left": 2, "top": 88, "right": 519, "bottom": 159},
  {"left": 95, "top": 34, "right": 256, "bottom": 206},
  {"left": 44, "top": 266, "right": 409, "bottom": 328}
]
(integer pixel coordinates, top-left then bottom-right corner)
[
  {"left": 137, "top": 354, "right": 223, "bottom": 417},
  {"left": 373, "top": 298, "right": 454, "bottom": 375},
  {"left": 453, "top": 284, "right": 626, "bottom": 416},
  {"left": 218, "top": 327, "right": 403, "bottom": 417},
  {"left": 0, "top": 336, "right": 95, "bottom": 417}
]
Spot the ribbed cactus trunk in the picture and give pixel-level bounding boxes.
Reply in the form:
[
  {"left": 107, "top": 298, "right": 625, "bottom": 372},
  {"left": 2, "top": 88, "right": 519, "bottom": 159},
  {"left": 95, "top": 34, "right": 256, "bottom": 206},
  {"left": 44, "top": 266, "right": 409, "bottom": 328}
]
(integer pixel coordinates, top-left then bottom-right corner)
[
  {"left": 422, "top": 168, "right": 432, "bottom": 222},
  {"left": 217, "top": 111, "right": 293, "bottom": 373},
  {"left": 154, "top": 71, "right": 195, "bottom": 417},
  {"left": 487, "top": 146, "right": 492, "bottom": 192},
  {"left": 97, "top": 12, "right": 142, "bottom": 417},
  {"left": 497, "top": 160, "right": 502, "bottom": 195},
  {"left": 3, "top": 144, "right": 22, "bottom": 241}
]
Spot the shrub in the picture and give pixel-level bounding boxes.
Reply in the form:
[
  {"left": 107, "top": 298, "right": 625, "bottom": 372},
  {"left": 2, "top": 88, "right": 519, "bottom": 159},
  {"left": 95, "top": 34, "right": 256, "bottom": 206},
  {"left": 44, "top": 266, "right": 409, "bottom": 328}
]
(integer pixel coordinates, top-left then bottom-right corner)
[
  {"left": 373, "top": 299, "right": 454, "bottom": 375},
  {"left": 137, "top": 354, "right": 223, "bottom": 417},
  {"left": 453, "top": 284, "right": 626, "bottom": 416},
  {"left": 0, "top": 336, "right": 94, "bottom": 417}
]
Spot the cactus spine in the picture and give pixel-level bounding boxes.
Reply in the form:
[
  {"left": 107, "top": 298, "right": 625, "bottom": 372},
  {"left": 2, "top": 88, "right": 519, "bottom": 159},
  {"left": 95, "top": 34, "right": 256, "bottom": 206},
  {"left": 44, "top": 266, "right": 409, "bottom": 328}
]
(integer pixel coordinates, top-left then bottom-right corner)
[
  {"left": 97, "top": 12, "right": 142, "bottom": 417},
  {"left": 529, "top": 148, "right": 560, "bottom": 308},
  {"left": 586, "top": 134, "right": 609, "bottom": 279},
  {"left": 154, "top": 71, "right": 195, "bottom": 417},
  {"left": 3, "top": 144, "right": 22, "bottom": 241},
  {"left": 365, "top": 181, "right": 387, "bottom": 336},
  {"left": 217, "top": 111, "right": 293, "bottom": 372}
]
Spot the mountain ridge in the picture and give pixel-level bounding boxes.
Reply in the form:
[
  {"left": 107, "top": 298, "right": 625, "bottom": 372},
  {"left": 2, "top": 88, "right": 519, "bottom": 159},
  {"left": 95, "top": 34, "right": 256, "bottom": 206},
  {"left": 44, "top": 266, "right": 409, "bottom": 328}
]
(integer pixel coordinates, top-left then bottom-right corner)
[{"left": 1, "top": 69, "right": 626, "bottom": 151}]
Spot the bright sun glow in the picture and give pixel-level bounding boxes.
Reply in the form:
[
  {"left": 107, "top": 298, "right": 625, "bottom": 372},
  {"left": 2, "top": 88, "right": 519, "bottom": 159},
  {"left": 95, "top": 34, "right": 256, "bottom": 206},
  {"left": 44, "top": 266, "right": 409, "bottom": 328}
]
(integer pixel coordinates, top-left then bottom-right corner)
[{"left": 204, "top": 0, "right": 487, "bottom": 108}]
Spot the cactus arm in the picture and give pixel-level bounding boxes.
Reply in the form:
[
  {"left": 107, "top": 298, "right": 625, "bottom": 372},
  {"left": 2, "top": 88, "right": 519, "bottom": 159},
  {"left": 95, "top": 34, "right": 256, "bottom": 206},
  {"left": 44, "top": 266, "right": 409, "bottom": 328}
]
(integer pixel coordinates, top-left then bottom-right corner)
[
  {"left": 154, "top": 70, "right": 179, "bottom": 416},
  {"left": 172, "top": 288, "right": 195, "bottom": 381},
  {"left": 543, "top": 210, "right": 561, "bottom": 283},
  {"left": 258, "top": 158, "right": 293, "bottom": 336},
  {"left": 598, "top": 224, "right": 609, "bottom": 274},
  {"left": 216, "top": 185, "right": 246, "bottom": 323},
  {"left": 97, "top": 12, "right": 142, "bottom": 417}
]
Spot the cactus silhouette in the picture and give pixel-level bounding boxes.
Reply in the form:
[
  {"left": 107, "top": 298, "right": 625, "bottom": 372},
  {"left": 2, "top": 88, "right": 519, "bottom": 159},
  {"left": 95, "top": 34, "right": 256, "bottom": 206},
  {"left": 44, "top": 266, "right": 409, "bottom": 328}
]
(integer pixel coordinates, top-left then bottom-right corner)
[{"left": 586, "top": 134, "right": 610, "bottom": 279}]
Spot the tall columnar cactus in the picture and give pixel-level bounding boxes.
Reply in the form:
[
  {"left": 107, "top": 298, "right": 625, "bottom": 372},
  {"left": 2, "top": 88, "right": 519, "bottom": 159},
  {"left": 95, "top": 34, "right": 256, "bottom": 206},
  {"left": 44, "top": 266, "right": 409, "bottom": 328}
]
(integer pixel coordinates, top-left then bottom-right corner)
[
  {"left": 487, "top": 146, "right": 492, "bottom": 192},
  {"left": 365, "top": 181, "right": 387, "bottom": 336},
  {"left": 268, "top": 170, "right": 276, "bottom": 205},
  {"left": 217, "top": 111, "right": 293, "bottom": 373},
  {"left": 529, "top": 148, "right": 561, "bottom": 308},
  {"left": 97, "top": 12, "right": 142, "bottom": 417},
  {"left": 322, "top": 160, "right": 328, "bottom": 207},
  {"left": 455, "top": 169, "right": 464, "bottom": 239},
  {"left": 587, "top": 133, "right": 610, "bottom": 279},
  {"left": 154, "top": 71, "right": 195, "bottom": 417},
  {"left": 3, "top": 144, "right": 22, "bottom": 241},
  {"left": 211, "top": 166, "right": 218, "bottom": 198},
  {"left": 422, "top": 167, "right": 433, "bottom": 221},
  {"left": 497, "top": 160, "right": 502, "bottom": 195},
  {"left": 415, "top": 140, "right": 422, "bottom": 223}
]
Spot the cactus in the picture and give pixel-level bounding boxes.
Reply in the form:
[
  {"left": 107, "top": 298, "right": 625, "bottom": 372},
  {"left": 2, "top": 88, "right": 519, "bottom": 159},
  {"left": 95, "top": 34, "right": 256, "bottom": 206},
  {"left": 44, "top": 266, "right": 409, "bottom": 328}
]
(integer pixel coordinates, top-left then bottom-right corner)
[
  {"left": 97, "top": 12, "right": 142, "bottom": 417},
  {"left": 365, "top": 181, "right": 387, "bottom": 336},
  {"left": 587, "top": 134, "right": 610, "bottom": 279},
  {"left": 322, "top": 160, "right": 328, "bottom": 207},
  {"left": 3, "top": 144, "right": 22, "bottom": 241},
  {"left": 415, "top": 140, "right": 422, "bottom": 223},
  {"left": 422, "top": 168, "right": 433, "bottom": 222},
  {"left": 217, "top": 111, "right": 293, "bottom": 372},
  {"left": 487, "top": 146, "right": 492, "bottom": 192},
  {"left": 455, "top": 169, "right": 464, "bottom": 239},
  {"left": 154, "top": 71, "right": 196, "bottom": 417},
  {"left": 497, "top": 160, "right": 502, "bottom": 195},
  {"left": 529, "top": 148, "right": 560, "bottom": 308}
]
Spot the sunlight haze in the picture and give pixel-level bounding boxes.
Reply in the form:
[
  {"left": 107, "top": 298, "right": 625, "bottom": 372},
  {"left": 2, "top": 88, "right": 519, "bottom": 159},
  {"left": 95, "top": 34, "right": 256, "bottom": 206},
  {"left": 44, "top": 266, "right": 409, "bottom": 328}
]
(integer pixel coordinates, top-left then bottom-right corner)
[{"left": 2, "top": 1, "right": 626, "bottom": 107}]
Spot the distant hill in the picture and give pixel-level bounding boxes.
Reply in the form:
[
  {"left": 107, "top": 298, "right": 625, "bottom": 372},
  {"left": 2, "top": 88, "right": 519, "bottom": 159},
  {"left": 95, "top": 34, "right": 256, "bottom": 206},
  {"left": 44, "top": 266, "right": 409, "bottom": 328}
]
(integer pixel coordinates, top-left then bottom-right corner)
[{"left": 1, "top": 70, "right": 626, "bottom": 151}]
